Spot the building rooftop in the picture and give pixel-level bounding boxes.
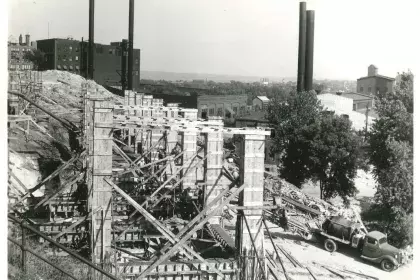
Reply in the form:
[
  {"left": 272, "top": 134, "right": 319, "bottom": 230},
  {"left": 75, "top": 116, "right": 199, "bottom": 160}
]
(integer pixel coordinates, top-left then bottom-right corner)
[
  {"left": 357, "top": 75, "right": 395, "bottom": 81},
  {"left": 255, "top": 96, "right": 270, "bottom": 102},
  {"left": 340, "top": 92, "right": 373, "bottom": 101}
]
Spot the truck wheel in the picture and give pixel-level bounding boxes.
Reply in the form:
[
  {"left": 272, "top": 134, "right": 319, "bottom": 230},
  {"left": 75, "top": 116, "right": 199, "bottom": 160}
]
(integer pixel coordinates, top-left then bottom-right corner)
[
  {"left": 381, "top": 259, "right": 395, "bottom": 272},
  {"left": 324, "top": 239, "right": 337, "bottom": 253}
]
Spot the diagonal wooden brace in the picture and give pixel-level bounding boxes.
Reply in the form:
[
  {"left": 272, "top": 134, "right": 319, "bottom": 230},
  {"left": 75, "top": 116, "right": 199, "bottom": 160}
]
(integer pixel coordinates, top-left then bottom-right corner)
[
  {"left": 106, "top": 178, "right": 227, "bottom": 279},
  {"left": 136, "top": 184, "right": 246, "bottom": 280}
]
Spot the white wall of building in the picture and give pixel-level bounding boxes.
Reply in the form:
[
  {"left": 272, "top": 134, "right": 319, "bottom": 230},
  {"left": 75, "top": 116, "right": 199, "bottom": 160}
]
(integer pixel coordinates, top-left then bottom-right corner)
[
  {"left": 318, "top": 93, "right": 353, "bottom": 113},
  {"left": 317, "top": 93, "right": 375, "bottom": 131}
]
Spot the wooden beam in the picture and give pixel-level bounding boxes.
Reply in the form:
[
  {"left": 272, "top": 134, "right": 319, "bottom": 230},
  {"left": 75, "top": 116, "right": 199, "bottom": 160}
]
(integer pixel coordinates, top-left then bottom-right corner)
[
  {"left": 132, "top": 134, "right": 165, "bottom": 164},
  {"left": 136, "top": 184, "right": 246, "bottom": 280},
  {"left": 240, "top": 211, "right": 267, "bottom": 280},
  {"left": 96, "top": 122, "right": 271, "bottom": 136},
  {"left": 11, "top": 151, "right": 85, "bottom": 208},
  {"left": 262, "top": 217, "right": 290, "bottom": 280},
  {"left": 127, "top": 150, "right": 208, "bottom": 220},
  {"left": 39, "top": 207, "right": 101, "bottom": 250},
  {"left": 10, "top": 172, "right": 35, "bottom": 199},
  {"left": 35, "top": 172, "right": 85, "bottom": 208},
  {"left": 106, "top": 179, "right": 226, "bottom": 278},
  {"left": 157, "top": 183, "right": 233, "bottom": 255}
]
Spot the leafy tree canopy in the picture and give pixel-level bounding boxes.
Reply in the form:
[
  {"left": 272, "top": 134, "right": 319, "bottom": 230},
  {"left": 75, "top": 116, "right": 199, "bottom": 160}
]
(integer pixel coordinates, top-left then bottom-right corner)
[{"left": 267, "top": 90, "right": 364, "bottom": 201}]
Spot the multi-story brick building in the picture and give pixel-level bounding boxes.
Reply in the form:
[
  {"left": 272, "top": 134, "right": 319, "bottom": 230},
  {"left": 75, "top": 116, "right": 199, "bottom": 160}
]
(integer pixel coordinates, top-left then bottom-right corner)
[
  {"left": 197, "top": 94, "right": 248, "bottom": 121},
  {"left": 8, "top": 34, "right": 36, "bottom": 70},
  {"left": 36, "top": 38, "right": 141, "bottom": 90},
  {"left": 357, "top": 65, "right": 395, "bottom": 95}
]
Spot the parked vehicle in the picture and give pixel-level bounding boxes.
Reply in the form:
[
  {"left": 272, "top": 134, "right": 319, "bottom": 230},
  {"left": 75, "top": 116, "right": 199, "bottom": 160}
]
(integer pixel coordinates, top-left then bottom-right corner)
[{"left": 313, "top": 216, "right": 406, "bottom": 272}]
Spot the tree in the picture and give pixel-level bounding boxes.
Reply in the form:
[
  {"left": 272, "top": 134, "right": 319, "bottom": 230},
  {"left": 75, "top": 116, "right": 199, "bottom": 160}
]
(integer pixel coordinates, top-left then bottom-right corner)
[
  {"left": 266, "top": 90, "right": 322, "bottom": 186},
  {"left": 364, "top": 71, "right": 413, "bottom": 247},
  {"left": 267, "top": 91, "right": 364, "bottom": 201},
  {"left": 307, "top": 112, "right": 363, "bottom": 201},
  {"left": 24, "top": 49, "right": 45, "bottom": 70}
]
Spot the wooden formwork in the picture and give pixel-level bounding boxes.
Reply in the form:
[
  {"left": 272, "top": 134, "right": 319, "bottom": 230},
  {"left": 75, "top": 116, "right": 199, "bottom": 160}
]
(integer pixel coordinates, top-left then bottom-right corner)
[{"left": 117, "top": 259, "right": 238, "bottom": 280}]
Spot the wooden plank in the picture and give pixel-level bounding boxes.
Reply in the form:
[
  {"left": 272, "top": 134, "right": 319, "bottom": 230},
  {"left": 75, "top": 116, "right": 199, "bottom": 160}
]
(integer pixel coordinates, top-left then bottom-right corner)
[
  {"left": 11, "top": 151, "right": 85, "bottom": 208},
  {"left": 136, "top": 184, "right": 246, "bottom": 280},
  {"left": 107, "top": 179, "right": 229, "bottom": 279},
  {"left": 262, "top": 218, "right": 290, "bottom": 280},
  {"left": 35, "top": 172, "right": 85, "bottom": 208},
  {"left": 38, "top": 207, "right": 101, "bottom": 250},
  {"left": 127, "top": 150, "right": 207, "bottom": 220},
  {"left": 306, "top": 267, "right": 318, "bottom": 280}
]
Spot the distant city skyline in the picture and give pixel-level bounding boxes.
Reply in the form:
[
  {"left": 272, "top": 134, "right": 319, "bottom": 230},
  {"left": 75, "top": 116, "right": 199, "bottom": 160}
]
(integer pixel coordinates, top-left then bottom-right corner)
[{"left": 8, "top": 0, "right": 416, "bottom": 80}]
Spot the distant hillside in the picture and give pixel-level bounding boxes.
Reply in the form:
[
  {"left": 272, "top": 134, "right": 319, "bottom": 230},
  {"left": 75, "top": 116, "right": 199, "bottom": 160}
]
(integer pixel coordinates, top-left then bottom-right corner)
[{"left": 140, "top": 70, "right": 295, "bottom": 83}]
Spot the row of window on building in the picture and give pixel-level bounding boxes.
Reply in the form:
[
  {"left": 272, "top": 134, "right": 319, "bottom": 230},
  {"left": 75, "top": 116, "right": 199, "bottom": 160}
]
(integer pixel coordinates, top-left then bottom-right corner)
[
  {"left": 56, "top": 55, "right": 79, "bottom": 62},
  {"left": 56, "top": 65, "right": 80, "bottom": 71},
  {"left": 10, "top": 64, "right": 33, "bottom": 70},
  {"left": 360, "top": 86, "right": 388, "bottom": 93},
  {"left": 9, "top": 48, "right": 33, "bottom": 52},
  {"left": 201, "top": 106, "right": 246, "bottom": 118}
]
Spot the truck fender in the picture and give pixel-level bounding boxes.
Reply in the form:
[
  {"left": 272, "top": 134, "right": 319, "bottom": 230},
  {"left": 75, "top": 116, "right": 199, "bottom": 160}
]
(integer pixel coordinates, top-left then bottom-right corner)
[{"left": 381, "top": 255, "right": 398, "bottom": 266}]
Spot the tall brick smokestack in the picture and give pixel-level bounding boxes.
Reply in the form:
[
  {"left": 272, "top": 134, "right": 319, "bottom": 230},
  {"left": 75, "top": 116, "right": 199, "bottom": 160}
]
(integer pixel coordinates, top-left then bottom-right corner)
[
  {"left": 297, "top": 2, "right": 307, "bottom": 92},
  {"left": 304, "top": 10, "right": 315, "bottom": 91},
  {"left": 88, "top": 0, "right": 95, "bottom": 80},
  {"left": 25, "top": 34, "right": 30, "bottom": 46},
  {"left": 128, "top": 0, "right": 134, "bottom": 90}
]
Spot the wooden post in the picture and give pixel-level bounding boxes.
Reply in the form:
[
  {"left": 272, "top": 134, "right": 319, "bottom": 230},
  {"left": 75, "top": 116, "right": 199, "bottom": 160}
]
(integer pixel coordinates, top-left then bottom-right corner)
[
  {"left": 88, "top": 96, "right": 113, "bottom": 271},
  {"left": 21, "top": 223, "right": 27, "bottom": 273},
  {"left": 181, "top": 131, "right": 197, "bottom": 190},
  {"left": 165, "top": 130, "right": 178, "bottom": 177},
  {"left": 204, "top": 131, "right": 224, "bottom": 224},
  {"left": 236, "top": 134, "right": 266, "bottom": 256}
]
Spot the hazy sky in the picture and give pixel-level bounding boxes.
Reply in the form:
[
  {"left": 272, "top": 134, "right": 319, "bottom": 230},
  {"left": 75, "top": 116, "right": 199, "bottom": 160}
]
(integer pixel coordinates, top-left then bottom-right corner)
[{"left": 8, "top": 0, "right": 418, "bottom": 80}]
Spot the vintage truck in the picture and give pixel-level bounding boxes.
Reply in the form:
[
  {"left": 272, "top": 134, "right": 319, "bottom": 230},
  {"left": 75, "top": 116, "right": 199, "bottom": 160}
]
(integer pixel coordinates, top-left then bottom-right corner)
[{"left": 313, "top": 216, "right": 406, "bottom": 272}]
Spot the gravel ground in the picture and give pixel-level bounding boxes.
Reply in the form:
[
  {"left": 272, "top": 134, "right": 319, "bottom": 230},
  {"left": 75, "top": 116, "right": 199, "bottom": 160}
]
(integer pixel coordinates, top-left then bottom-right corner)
[{"left": 262, "top": 221, "right": 412, "bottom": 280}]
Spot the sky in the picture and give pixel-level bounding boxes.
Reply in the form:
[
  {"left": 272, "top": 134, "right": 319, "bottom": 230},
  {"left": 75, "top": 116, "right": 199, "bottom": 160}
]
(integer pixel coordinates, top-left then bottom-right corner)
[{"left": 7, "top": 0, "right": 419, "bottom": 80}]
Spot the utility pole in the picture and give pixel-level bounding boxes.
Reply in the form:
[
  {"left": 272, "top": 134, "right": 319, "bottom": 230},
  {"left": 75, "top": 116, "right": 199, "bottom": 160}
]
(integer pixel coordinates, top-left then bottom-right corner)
[{"left": 365, "top": 103, "right": 370, "bottom": 139}]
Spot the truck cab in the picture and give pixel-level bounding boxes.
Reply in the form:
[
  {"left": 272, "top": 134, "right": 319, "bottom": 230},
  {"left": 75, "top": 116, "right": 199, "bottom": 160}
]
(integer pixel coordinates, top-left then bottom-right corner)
[
  {"left": 360, "top": 231, "right": 404, "bottom": 272},
  {"left": 316, "top": 217, "right": 405, "bottom": 272}
]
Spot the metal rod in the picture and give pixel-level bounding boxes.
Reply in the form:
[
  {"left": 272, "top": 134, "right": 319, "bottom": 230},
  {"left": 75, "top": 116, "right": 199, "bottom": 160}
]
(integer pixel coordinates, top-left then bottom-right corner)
[
  {"left": 128, "top": 0, "right": 134, "bottom": 90},
  {"left": 8, "top": 237, "right": 78, "bottom": 280},
  {"left": 297, "top": 1, "right": 307, "bottom": 92},
  {"left": 8, "top": 215, "right": 119, "bottom": 280},
  {"left": 304, "top": 10, "right": 315, "bottom": 91}
]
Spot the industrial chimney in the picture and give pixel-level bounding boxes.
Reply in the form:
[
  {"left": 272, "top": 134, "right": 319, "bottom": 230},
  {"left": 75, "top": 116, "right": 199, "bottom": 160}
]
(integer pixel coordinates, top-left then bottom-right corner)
[
  {"left": 127, "top": 0, "right": 135, "bottom": 90},
  {"left": 297, "top": 2, "right": 307, "bottom": 92},
  {"left": 25, "top": 34, "right": 30, "bottom": 46},
  {"left": 88, "top": 0, "right": 95, "bottom": 80},
  {"left": 304, "top": 10, "right": 315, "bottom": 91},
  {"left": 19, "top": 34, "right": 23, "bottom": 45}
]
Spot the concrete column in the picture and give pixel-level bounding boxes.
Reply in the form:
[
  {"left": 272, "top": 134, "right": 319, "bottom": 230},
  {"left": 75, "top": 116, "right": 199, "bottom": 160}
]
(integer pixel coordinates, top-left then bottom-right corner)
[
  {"left": 181, "top": 131, "right": 197, "bottom": 190},
  {"left": 236, "top": 134, "right": 265, "bottom": 254},
  {"left": 204, "top": 132, "right": 224, "bottom": 224},
  {"left": 89, "top": 97, "right": 113, "bottom": 267}
]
